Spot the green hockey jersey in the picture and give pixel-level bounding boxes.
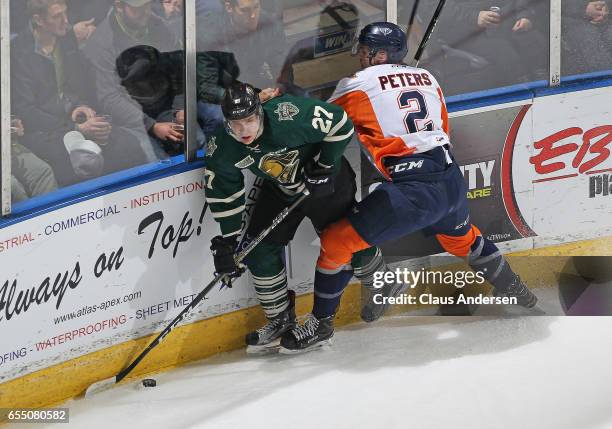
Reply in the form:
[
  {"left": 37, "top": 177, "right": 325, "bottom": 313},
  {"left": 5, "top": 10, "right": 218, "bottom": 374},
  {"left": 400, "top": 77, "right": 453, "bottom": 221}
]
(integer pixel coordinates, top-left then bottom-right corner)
[{"left": 204, "top": 94, "right": 355, "bottom": 237}]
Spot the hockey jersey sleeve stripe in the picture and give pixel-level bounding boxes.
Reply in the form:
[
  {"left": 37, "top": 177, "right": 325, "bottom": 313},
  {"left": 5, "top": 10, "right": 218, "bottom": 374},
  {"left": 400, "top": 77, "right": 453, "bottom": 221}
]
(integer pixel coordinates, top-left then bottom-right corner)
[
  {"left": 211, "top": 206, "right": 245, "bottom": 219},
  {"left": 222, "top": 229, "right": 242, "bottom": 238},
  {"left": 283, "top": 181, "right": 304, "bottom": 189},
  {"left": 326, "top": 111, "right": 349, "bottom": 138},
  {"left": 323, "top": 128, "right": 354, "bottom": 142},
  {"left": 206, "top": 188, "right": 246, "bottom": 203}
]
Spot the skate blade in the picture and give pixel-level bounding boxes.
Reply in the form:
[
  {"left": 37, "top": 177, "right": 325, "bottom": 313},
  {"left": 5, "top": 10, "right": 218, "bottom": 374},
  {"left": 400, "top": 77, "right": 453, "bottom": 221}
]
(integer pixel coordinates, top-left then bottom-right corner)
[
  {"left": 278, "top": 338, "right": 333, "bottom": 355},
  {"left": 246, "top": 339, "right": 281, "bottom": 355}
]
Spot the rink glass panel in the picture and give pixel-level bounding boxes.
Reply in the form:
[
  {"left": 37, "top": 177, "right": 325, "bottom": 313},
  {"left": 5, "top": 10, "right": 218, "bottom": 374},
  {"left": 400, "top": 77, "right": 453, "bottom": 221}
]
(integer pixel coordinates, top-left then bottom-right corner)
[
  {"left": 1, "top": 0, "right": 611, "bottom": 217},
  {"left": 4, "top": 0, "right": 186, "bottom": 212},
  {"left": 559, "top": 0, "right": 612, "bottom": 79},
  {"left": 194, "top": 0, "right": 386, "bottom": 144},
  {"left": 399, "top": 0, "right": 551, "bottom": 96}
]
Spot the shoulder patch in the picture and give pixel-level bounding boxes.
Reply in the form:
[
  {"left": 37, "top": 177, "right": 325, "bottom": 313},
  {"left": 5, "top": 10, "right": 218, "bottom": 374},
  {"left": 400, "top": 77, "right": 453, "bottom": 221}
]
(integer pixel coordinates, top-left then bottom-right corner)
[
  {"left": 205, "top": 136, "right": 217, "bottom": 157},
  {"left": 235, "top": 155, "right": 255, "bottom": 169},
  {"left": 274, "top": 102, "right": 300, "bottom": 121}
]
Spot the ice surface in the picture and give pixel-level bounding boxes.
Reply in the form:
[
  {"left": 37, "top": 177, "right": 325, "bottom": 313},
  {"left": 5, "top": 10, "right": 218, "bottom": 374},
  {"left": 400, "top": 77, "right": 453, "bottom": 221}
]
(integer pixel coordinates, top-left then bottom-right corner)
[{"left": 12, "top": 306, "right": 612, "bottom": 429}]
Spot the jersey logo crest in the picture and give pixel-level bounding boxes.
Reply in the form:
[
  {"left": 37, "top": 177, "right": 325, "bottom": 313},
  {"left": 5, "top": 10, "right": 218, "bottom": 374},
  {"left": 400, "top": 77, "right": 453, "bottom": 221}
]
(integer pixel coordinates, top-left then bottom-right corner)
[
  {"left": 235, "top": 155, "right": 255, "bottom": 169},
  {"left": 274, "top": 102, "right": 300, "bottom": 121},
  {"left": 205, "top": 136, "right": 217, "bottom": 157},
  {"left": 258, "top": 150, "right": 300, "bottom": 184}
]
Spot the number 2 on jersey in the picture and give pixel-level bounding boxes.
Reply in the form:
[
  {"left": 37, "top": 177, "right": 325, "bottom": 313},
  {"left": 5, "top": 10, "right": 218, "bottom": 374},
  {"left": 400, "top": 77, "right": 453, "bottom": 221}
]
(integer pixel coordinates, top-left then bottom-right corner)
[{"left": 398, "top": 90, "right": 433, "bottom": 134}]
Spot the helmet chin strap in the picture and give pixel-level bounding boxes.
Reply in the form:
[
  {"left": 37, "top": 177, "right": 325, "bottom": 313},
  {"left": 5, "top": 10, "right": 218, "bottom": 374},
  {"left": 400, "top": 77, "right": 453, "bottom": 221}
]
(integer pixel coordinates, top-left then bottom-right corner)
[{"left": 254, "top": 116, "right": 264, "bottom": 140}]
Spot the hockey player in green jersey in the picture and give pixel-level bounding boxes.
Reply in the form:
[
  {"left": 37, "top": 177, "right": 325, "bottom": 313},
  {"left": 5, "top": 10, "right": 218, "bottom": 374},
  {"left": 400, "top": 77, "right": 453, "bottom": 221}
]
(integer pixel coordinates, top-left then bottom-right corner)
[{"left": 205, "top": 83, "right": 397, "bottom": 353}]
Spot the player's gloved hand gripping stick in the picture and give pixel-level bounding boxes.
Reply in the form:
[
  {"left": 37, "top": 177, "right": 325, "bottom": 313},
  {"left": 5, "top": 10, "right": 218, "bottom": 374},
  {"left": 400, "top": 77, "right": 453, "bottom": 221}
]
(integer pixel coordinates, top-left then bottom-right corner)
[
  {"left": 85, "top": 190, "right": 310, "bottom": 396},
  {"left": 210, "top": 235, "right": 246, "bottom": 288}
]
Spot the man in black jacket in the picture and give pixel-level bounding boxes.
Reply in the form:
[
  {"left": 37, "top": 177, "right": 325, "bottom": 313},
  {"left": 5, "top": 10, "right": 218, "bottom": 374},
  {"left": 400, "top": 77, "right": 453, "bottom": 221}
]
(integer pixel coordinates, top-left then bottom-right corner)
[{"left": 11, "top": 0, "right": 111, "bottom": 185}]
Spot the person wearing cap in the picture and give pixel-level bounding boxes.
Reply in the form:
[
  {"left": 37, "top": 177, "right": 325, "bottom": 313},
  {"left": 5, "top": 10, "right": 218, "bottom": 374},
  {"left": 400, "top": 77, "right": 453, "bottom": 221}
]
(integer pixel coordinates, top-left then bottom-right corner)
[{"left": 83, "top": 0, "right": 184, "bottom": 158}]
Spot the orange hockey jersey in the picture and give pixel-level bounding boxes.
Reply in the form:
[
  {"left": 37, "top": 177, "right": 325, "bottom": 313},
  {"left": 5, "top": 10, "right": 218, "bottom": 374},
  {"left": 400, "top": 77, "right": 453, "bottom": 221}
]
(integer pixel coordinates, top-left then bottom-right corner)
[{"left": 328, "top": 63, "right": 450, "bottom": 179}]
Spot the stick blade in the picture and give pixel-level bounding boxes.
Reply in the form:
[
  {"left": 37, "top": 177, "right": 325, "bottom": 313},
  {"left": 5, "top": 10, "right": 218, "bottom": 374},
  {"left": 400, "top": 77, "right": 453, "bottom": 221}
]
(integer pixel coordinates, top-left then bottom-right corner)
[{"left": 85, "top": 376, "right": 117, "bottom": 397}]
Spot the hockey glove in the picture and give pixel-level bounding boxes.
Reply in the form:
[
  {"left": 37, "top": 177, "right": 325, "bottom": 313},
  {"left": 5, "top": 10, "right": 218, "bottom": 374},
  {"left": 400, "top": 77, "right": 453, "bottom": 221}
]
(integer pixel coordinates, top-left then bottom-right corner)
[
  {"left": 303, "top": 160, "right": 335, "bottom": 198},
  {"left": 210, "top": 235, "right": 241, "bottom": 276}
]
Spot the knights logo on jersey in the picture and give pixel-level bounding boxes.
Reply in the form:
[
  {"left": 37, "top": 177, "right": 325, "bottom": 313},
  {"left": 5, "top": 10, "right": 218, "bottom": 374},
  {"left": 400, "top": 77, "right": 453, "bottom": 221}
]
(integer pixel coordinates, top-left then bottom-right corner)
[
  {"left": 274, "top": 102, "right": 300, "bottom": 121},
  {"left": 205, "top": 136, "right": 217, "bottom": 157},
  {"left": 259, "top": 150, "right": 300, "bottom": 184}
]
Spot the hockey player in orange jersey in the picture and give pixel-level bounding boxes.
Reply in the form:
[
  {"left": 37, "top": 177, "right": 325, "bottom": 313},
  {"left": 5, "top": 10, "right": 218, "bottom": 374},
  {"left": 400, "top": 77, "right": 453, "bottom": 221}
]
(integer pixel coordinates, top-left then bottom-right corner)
[{"left": 279, "top": 22, "right": 538, "bottom": 354}]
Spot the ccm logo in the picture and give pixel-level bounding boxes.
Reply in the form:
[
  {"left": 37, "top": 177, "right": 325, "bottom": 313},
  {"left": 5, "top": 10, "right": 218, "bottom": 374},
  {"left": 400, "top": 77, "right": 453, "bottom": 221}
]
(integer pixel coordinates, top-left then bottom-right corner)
[{"left": 388, "top": 160, "right": 424, "bottom": 173}]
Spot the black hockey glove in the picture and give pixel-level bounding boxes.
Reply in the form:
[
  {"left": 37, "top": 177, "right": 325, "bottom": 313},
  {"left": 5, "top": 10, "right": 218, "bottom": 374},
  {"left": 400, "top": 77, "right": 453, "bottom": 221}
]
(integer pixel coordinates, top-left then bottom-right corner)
[
  {"left": 210, "top": 235, "right": 240, "bottom": 276},
  {"left": 303, "top": 160, "right": 335, "bottom": 198}
]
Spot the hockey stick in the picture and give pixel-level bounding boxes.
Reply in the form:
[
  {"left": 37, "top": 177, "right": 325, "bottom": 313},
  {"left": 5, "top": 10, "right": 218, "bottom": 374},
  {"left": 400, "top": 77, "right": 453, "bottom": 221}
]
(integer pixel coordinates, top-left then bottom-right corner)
[
  {"left": 85, "top": 190, "right": 310, "bottom": 396},
  {"left": 406, "top": 0, "right": 421, "bottom": 39},
  {"left": 410, "top": 0, "right": 446, "bottom": 67}
]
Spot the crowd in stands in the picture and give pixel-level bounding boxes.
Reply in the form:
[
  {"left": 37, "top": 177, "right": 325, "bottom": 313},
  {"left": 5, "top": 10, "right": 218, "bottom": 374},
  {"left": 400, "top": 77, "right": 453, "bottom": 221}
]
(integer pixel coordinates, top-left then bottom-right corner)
[{"left": 5, "top": 0, "right": 611, "bottom": 204}]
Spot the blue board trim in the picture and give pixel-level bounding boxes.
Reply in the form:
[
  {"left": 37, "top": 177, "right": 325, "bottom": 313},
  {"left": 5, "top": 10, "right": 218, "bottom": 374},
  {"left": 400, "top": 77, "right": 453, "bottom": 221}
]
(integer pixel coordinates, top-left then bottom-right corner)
[
  {"left": 0, "top": 155, "right": 206, "bottom": 229},
  {"left": 446, "top": 80, "right": 546, "bottom": 112},
  {"left": 447, "top": 70, "right": 612, "bottom": 112}
]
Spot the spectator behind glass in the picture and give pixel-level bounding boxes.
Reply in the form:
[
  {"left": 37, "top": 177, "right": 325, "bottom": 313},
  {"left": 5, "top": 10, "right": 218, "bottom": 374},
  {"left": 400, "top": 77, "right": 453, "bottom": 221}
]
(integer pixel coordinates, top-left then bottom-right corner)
[
  {"left": 83, "top": 0, "right": 186, "bottom": 158},
  {"left": 10, "top": 0, "right": 112, "bottom": 43},
  {"left": 421, "top": 0, "right": 548, "bottom": 95},
  {"left": 66, "top": 0, "right": 115, "bottom": 45},
  {"left": 195, "top": 0, "right": 297, "bottom": 138},
  {"left": 10, "top": 117, "right": 58, "bottom": 203},
  {"left": 10, "top": 0, "right": 113, "bottom": 185},
  {"left": 152, "top": 0, "right": 183, "bottom": 41},
  {"left": 562, "top": 0, "right": 612, "bottom": 75}
]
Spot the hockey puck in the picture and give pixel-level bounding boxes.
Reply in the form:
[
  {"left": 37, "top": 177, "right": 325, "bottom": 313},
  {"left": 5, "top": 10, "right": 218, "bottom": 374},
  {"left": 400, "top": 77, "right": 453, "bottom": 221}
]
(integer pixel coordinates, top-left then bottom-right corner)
[{"left": 142, "top": 378, "right": 157, "bottom": 387}]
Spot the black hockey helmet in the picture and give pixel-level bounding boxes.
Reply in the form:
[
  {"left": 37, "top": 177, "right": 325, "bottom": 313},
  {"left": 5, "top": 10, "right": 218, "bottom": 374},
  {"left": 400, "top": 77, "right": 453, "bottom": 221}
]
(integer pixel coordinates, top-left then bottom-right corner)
[
  {"left": 221, "top": 82, "right": 264, "bottom": 141},
  {"left": 221, "top": 82, "right": 262, "bottom": 120},
  {"left": 352, "top": 22, "right": 408, "bottom": 64}
]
